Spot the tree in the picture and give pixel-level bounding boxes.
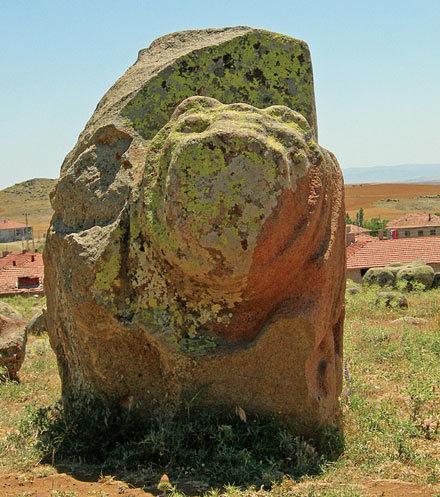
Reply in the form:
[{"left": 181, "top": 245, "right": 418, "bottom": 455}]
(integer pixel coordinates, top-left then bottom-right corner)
[
  {"left": 363, "top": 217, "right": 388, "bottom": 237},
  {"left": 345, "top": 212, "right": 354, "bottom": 225},
  {"left": 355, "top": 208, "right": 364, "bottom": 227}
]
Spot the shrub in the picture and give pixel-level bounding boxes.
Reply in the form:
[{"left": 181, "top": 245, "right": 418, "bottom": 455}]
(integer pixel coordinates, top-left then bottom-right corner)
[{"left": 13, "top": 398, "right": 343, "bottom": 487}]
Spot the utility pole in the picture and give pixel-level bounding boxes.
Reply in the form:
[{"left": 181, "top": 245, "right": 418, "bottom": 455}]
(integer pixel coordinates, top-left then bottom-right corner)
[{"left": 24, "top": 212, "right": 30, "bottom": 251}]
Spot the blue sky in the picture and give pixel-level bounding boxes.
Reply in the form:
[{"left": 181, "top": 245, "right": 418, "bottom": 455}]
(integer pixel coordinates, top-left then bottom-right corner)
[{"left": 1, "top": 0, "right": 439, "bottom": 188}]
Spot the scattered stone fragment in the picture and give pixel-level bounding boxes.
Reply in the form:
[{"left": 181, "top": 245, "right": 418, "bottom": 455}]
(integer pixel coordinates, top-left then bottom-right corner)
[
  {"left": 375, "top": 292, "right": 408, "bottom": 309},
  {"left": 26, "top": 309, "right": 47, "bottom": 335},
  {"left": 390, "top": 316, "right": 428, "bottom": 326},
  {"left": 0, "top": 314, "right": 27, "bottom": 380},
  {"left": 0, "top": 301, "right": 23, "bottom": 321}
]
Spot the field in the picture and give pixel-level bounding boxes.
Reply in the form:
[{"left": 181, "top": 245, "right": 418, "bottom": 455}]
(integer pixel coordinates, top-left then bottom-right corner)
[
  {"left": 1, "top": 179, "right": 440, "bottom": 251},
  {"left": 0, "top": 287, "right": 439, "bottom": 497},
  {"left": 345, "top": 183, "right": 440, "bottom": 220}
]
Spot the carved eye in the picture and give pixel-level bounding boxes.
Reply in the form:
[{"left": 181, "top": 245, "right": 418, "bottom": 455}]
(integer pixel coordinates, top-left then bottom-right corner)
[
  {"left": 274, "top": 130, "right": 296, "bottom": 148},
  {"left": 177, "top": 116, "right": 211, "bottom": 134},
  {"left": 265, "top": 105, "right": 310, "bottom": 132}
]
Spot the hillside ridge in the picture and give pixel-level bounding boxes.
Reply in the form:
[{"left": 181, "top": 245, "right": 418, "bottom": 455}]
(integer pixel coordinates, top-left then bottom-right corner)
[{"left": 0, "top": 178, "right": 56, "bottom": 235}]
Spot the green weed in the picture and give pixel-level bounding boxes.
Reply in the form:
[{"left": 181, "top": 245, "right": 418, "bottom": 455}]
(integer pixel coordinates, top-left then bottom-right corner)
[
  {"left": 0, "top": 294, "right": 46, "bottom": 319},
  {"left": 9, "top": 397, "right": 342, "bottom": 487}
]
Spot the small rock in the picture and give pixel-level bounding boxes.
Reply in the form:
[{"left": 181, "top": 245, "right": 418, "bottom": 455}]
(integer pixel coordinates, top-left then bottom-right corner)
[
  {"left": 347, "top": 286, "right": 360, "bottom": 295},
  {"left": 390, "top": 316, "right": 427, "bottom": 326},
  {"left": 0, "top": 301, "right": 23, "bottom": 321},
  {"left": 157, "top": 474, "right": 173, "bottom": 493},
  {"left": 26, "top": 309, "right": 47, "bottom": 335},
  {"left": 0, "top": 314, "right": 27, "bottom": 380},
  {"left": 375, "top": 291, "right": 408, "bottom": 309}
]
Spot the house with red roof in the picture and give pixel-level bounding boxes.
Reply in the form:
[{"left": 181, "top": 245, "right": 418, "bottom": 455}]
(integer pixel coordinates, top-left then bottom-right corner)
[
  {"left": 347, "top": 236, "right": 440, "bottom": 282},
  {"left": 386, "top": 213, "right": 440, "bottom": 239},
  {"left": 0, "top": 219, "right": 33, "bottom": 243},
  {"left": 0, "top": 251, "right": 44, "bottom": 296}
]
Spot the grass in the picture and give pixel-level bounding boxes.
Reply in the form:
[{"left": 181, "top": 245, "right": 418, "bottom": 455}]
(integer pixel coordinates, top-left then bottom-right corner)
[
  {"left": 0, "top": 286, "right": 439, "bottom": 496},
  {"left": 340, "top": 284, "right": 440, "bottom": 483},
  {"left": 3, "top": 485, "right": 367, "bottom": 497},
  {"left": 0, "top": 295, "right": 46, "bottom": 319},
  {"left": 375, "top": 194, "right": 440, "bottom": 213},
  {"left": 4, "top": 395, "right": 343, "bottom": 487}
]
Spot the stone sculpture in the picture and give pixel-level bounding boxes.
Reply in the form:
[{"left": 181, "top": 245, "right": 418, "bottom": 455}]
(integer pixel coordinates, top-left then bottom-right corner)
[{"left": 45, "top": 27, "right": 345, "bottom": 433}]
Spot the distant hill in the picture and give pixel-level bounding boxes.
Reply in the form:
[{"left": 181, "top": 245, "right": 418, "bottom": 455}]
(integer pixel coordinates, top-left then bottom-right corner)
[
  {"left": 0, "top": 178, "right": 56, "bottom": 236},
  {"left": 1, "top": 173, "right": 439, "bottom": 239},
  {"left": 343, "top": 164, "right": 440, "bottom": 184}
]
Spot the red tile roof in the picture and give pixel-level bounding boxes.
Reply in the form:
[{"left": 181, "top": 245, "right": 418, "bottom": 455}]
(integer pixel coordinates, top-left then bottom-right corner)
[
  {"left": 0, "top": 219, "right": 27, "bottom": 230},
  {"left": 0, "top": 252, "right": 43, "bottom": 269},
  {"left": 0, "top": 252, "right": 44, "bottom": 295},
  {"left": 346, "top": 234, "right": 375, "bottom": 258},
  {"left": 356, "top": 233, "right": 376, "bottom": 243},
  {"left": 347, "top": 236, "right": 440, "bottom": 269},
  {"left": 386, "top": 213, "right": 440, "bottom": 229},
  {"left": 346, "top": 224, "right": 370, "bottom": 235}
]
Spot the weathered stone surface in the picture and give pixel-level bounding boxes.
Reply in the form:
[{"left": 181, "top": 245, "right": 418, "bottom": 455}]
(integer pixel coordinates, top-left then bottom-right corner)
[
  {"left": 0, "top": 314, "right": 27, "bottom": 380},
  {"left": 346, "top": 286, "right": 360, "bottom": 295},
  {"left": 396, "top": 264, "right": 434, "bottom": 290},
  {"left": 390, "top": 316, "right": 427, "bottom": 326},
  {"left": 45, "top": 27, "right": 345, "bottom": 433},
  {"left": 375, "top": 291, "right": 408, "bottom": 309},
  {"left": 0, "top": 301, "right": 23, "bottom": 321},
  {"left": 26, "top": 309, "right": 47, "bottom": 335},
  {"left": 364, "top": 262, "right": 435, "bottom": 291},
  {"left": 363, "top": 267, "right": 395, "bottom": 287}
]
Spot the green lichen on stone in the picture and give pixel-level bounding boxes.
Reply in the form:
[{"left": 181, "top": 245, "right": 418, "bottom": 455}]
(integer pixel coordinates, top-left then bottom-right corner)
[
  {"left": 121, "top": 30, "right": 317, "bottom": 141},
  {"left": 94, "top": 248, "right": 121, "bottom": 291},
  {"left": 92, "top": 228, "right": 123, "bottom": 306}
]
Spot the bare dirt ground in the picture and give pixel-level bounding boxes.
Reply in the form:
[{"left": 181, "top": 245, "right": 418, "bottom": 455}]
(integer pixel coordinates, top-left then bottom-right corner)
[
  {"left": 0, "top": 471, "right": 153, "bottom": 497},
  {"left": 345, "top": 183, "right": 440, "bottom": 219},
  {"left": 0, "top": 472, "right": 439, "bottom": 497}
]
